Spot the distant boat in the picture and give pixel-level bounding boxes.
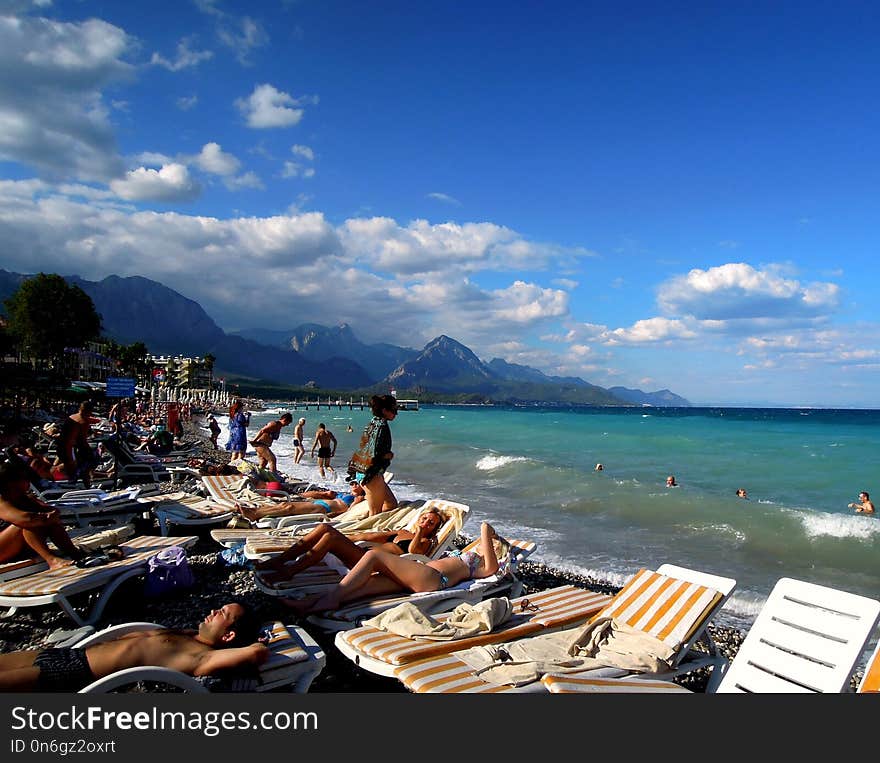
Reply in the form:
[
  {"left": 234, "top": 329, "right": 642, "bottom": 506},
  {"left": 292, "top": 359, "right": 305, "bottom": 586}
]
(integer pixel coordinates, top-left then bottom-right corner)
[{"left": 396, "top": 399, "right": 419, "bottom": 411}]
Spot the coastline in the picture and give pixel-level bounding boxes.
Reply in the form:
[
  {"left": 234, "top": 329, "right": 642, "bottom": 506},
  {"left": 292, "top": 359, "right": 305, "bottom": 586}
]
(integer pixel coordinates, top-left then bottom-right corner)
[{"left": 0, "top": 416, "right": 867, "bottom": 693}]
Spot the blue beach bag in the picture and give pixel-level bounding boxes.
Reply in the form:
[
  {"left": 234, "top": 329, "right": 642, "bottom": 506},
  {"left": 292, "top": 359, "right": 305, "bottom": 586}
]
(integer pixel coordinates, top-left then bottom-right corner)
[{"left": 143, "top": 545, "right": 196, "bottom": 598}]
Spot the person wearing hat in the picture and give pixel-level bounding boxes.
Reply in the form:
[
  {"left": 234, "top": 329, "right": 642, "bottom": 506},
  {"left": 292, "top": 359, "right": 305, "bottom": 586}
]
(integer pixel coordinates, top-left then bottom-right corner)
[{"left": 205, "top": 413, "right": 221, "bottom": 449}]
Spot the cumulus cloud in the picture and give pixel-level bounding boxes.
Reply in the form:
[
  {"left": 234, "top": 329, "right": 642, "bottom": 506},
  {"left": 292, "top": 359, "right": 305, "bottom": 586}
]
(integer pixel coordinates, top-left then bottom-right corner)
[
  {"left": 217, "top": 15, "right": 267, "bottom": 65},
  {"left": 0, "top": 14, "right": 133, "bottom": 181},
  {"left": 340, "top": 218, "right": 592, "bottom": 276},
  {"left": 150, "top": 37, "right": 213, "bottom": 71},
  {"left": 192, "top": 142, "right": 240, "bottom": 176},
  {"left": 657, "top": 262, "right": 840, "bottom": 321},
  {"left": 236, "top": 83, "right": 315, "bottom": 128},
  {"left": 109, "top": 163, "right": 200, "bottom": 201}
]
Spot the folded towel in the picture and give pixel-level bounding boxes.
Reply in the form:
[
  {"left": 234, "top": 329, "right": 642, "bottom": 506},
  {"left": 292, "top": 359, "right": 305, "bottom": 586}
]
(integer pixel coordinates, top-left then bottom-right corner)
[{"left": 363, "top": 597, "right": 513, "bottom": 641}]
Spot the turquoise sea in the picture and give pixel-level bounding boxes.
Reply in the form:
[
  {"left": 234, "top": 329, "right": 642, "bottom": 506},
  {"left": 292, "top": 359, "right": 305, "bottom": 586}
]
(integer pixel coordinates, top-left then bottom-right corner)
[{"left": 222, "top": 404, "right": 880, "bottom": 634}]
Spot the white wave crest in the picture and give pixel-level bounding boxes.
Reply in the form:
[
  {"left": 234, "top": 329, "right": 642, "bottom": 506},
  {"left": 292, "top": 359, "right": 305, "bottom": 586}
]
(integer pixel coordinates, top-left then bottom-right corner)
[
  {"left": 798, "top": 511, "right": 880, "bottom": 540},
  {"left": 475, "top": 454, "right": 529, "bottom": 471}
]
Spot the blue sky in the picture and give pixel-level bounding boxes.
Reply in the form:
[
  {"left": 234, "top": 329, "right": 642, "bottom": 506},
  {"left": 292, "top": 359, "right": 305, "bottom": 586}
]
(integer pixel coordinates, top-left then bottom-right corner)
[{"left": 0, "top": 1, "right": 878, "bottom": 407}]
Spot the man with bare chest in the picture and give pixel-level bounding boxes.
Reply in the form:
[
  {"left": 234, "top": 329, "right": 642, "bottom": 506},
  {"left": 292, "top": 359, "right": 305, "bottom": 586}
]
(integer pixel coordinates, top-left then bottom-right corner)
[{"left": 0, "top": 602, "right": 267, "bottom": 691}]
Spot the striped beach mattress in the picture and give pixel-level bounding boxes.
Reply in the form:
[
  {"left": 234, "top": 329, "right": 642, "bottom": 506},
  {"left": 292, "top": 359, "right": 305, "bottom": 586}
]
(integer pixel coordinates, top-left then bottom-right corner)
[
  {"left": 0, "top": 535, "right": 198, "bottom": 597},
  {"left": 336, "top": 585, "right": 612, "bottom": 672},
  {"left": 394, "top": 568, "right": 724, "bottom": 693}
]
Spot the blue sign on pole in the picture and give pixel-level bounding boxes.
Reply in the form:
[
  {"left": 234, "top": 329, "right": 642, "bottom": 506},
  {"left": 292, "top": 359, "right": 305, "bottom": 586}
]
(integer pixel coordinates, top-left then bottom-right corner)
[{"left": 105, "top": 377, "right": 136, "bottom": 398}]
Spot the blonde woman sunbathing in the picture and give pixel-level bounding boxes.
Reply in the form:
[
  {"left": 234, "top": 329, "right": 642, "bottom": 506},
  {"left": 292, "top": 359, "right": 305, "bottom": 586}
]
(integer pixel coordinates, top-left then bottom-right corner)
[
  {"left": 283, "top": 521, "right": 502, "bottom": 615},
  {"left": 255, "top": 507, "right": 444, "bottom": 585}
]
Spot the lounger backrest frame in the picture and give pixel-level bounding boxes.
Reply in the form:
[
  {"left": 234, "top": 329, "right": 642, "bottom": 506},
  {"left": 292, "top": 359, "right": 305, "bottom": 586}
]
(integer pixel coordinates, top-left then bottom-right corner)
[{"left": 716, "top": 577, "right": 880, "bottom": 693}]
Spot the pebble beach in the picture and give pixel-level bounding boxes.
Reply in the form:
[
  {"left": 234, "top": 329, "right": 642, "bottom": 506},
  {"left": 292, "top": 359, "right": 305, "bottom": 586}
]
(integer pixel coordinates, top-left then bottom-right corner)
[{"left": 10, "top": 414, "right": 865, "bottom": 694}]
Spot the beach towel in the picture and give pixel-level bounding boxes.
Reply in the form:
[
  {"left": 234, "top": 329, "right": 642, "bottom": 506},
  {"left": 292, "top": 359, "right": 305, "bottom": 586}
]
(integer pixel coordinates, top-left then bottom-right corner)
[
  {"left": 457, "top": 615, "right": 676, "bottom": 687},
  {"left": 362, "top": 597, "right": 513, "bottom": 641}
]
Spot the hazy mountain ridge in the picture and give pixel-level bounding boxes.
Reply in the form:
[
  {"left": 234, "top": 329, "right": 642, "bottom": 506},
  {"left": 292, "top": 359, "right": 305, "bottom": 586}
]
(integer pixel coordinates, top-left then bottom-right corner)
[{"left": 0, "top": 270, "right": 690, "bottom": 405}]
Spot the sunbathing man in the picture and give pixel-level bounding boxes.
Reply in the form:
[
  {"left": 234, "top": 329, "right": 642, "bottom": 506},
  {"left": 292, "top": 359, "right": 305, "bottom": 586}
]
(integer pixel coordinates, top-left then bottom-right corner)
[
  {"left": 0, "top": 602, "right": 267, "bottom": 692},
  {"left": 255, "top": 506, "right": 445, "bottom": 584},
  {"left": 283, "top": 521, "right": 502, "bottom": 615},
  {"left": 0, "top": 457, "right": 84, "bottom": 571},
  {"left": 238, "top": 481, "right": 367, "bottom": 522}
]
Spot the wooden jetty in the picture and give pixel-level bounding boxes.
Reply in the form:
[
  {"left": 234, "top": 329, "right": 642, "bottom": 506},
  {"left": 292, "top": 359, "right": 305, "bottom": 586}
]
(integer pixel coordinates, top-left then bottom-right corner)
[{"left": 289, "top": 398, "right": 419, "bottom": 411}]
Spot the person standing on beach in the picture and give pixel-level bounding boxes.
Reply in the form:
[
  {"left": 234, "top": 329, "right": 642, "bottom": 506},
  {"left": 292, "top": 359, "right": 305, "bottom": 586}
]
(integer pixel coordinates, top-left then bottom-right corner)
[
  {"left": 250, "top": 412, "right": 293, "bottom": 476},
  {"left": 292, "top": 418, "right": 306, "bottom": 464},
  {"left": 59, "top": 400, "right": 97, "bottom": 488},
  {"left": 225, "top": 400, "right": 251, "bottom": 461},
  {"left": 310, "top": 423, "right": 337, "bottom": 478},
  {"left": 347, "top": 394, "right": 399, "bottom": 516},
  {"left": 205, "top": 414, "right": 221, "bottom": 449},
  {"left": 849, "top": 491, "right": 875, "bottom": 515}
]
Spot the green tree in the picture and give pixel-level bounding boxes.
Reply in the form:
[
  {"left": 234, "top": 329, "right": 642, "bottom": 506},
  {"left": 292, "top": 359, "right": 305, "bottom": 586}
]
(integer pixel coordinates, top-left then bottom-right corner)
[
  {"left": 3, "top": 273, "right": 102, "bottom": 366},
  {"left": 117, "top": 341, "right": 150, "bottom": 383},
  {"left": 203, "top": 352, "right": 216, "bottom": 387}
]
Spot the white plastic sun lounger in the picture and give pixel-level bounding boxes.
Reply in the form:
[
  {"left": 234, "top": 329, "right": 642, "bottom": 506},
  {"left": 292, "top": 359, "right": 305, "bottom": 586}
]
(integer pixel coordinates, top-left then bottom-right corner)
[
  {"left": 335, "top": 584, "right": 613, "bottom": 678},
  {"left": 136, "top": 490, "right": 236, "bottom": 536},
  {"left": 0, "top": 534, "right": 198, "bottom": 626},
  {"left": 76, "top": 620, "right": 325, "bottom": 693},
  {"left": 396, "top": 564, "right": 735, "bottom": 693},
  {"left": 543, "top": 576, "right": 880, "bottom": 695}
]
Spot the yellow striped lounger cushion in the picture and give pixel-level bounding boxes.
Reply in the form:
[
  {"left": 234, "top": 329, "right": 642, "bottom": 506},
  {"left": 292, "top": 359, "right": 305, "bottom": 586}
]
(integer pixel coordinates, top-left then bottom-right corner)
[
  {"left": 0, "top": 535, "right": 198, "bottom": 597},
  {"left": 338, "top": 585, "right": 612, "bottom": 668},
  {"left": 596, "top": 568, "right": 722, "bottom": 651},
  {"left": 541, "top": 674, "right": 691, "bottom": 693}
]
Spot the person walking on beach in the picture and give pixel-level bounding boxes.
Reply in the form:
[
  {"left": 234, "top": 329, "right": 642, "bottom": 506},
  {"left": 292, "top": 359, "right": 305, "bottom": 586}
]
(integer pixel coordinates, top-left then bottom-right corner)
[
  {"left": 0, "top": 457, "right": 85, "bottom": 571},
  {"left": 59, "top": 400, "right": 97, "bottom": 488},
  {"left": 225, "top": 400, "right": 251, "bottom": 461},
  {"left": 250, "top": 412, "right": 293, "bottom": 476},
  {"left": 310, "top": 422, "right": 337, "bottom": 478},
  {"left": 0, "top": 602, "right": 267, "bottom": 692},
  {"left": 347, "top": 394, "right": 399, "bottom": 516},
  {"left": 849, "top": 491, "right": 875, "bottom": 515},
  {"left": 205, "top": 413, "right": 221, "bottom": 449},
  {"left": 292, "top": 417, "right": 306, "bottom": 464}
]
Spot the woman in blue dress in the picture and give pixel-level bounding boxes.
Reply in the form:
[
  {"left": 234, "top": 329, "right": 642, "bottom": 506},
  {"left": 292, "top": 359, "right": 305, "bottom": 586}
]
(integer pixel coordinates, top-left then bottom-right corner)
[{"left": 224, "top": 400, "right": 251, "bottom": 460}]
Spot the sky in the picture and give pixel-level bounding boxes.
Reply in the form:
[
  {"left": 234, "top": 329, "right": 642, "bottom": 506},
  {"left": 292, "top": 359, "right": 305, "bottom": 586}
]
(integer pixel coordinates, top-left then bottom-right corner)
[{"left": 0, "top": 0, "right": 878, "bottom": 407}]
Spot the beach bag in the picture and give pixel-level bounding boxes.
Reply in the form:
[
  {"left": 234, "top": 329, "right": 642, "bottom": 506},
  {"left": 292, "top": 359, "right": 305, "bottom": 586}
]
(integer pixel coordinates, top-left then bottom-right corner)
[{"left": 143, "top": 545, "right": 195, "bottom": 598}]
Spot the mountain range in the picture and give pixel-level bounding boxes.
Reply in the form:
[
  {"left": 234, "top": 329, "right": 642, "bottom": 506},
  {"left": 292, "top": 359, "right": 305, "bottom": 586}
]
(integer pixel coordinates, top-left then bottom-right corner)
[{"left": 0, "top": 270, "right": 690, "bottom": 406}]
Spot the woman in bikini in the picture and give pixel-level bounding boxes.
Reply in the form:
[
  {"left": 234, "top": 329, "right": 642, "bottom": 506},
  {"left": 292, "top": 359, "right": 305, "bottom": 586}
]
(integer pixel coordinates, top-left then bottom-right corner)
[
  {"left": 237, "top": 482, "right": 367, "bottom": 522},
  {"left": 283, "top": 521, "right": 502, "bottom": 614},
  {"left": 255, "top": 506, "right": 444, "bottom": 584},
  {"left": 250, "top": 413, "right": 293, "bottom": 475}
]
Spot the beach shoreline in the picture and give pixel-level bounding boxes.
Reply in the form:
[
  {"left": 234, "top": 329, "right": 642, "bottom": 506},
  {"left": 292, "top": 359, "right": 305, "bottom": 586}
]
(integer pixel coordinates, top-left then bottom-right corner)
[{"left": 0, "top": 414, "right": 866, "bottom": 693}]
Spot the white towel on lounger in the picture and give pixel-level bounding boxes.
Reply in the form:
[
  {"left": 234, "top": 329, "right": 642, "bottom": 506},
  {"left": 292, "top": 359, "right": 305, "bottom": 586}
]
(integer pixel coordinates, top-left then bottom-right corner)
[{"left": 362, "top": 597, "right": 513, "bottom": 641}]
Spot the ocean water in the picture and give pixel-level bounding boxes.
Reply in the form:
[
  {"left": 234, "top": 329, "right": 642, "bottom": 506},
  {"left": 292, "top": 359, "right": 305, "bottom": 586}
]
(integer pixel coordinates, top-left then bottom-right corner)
[{"left": 219, "top": 404, "right": 880, "bottom": 634}]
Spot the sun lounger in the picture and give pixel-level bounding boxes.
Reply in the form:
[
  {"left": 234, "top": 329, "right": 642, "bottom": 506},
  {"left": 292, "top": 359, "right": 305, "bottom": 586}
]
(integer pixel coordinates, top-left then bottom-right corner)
[
  {"left": 395, "top": 563, "right": 735, "bottom": 693},
  {"left": 47, "top": 487, "right": 144, "bottom": 529},
  {"left": 75, "top": 620, "right": 325, "bottom": 693},
  {"left": 543, "top": 576, "right": 880, "bottom": 694},
  {"left": 0, "top": 534, "right": 198, "bottom": 626},
  {"left": 136, "top": 490, "right": 235, "bottom": 536},
  {"left": 857, "top": 639, "right": 880, "bottom": 693},
  {"left": 335, "top": 584, "right": 613, "bottom": 677},
  {"left": 303, "top": 536, "right": 537, "bottom": 634},
  {"left": 0, "top": 524, "right": 136, "bottom": 583},
  {"left": 243, "top": 498, "right": 468, "bottom": 561}
]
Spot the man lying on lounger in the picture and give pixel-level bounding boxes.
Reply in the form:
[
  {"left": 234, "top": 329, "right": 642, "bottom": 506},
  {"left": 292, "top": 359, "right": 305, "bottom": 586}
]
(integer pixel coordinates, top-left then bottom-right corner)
[{"left": 0, "top": 602, "right": 268, "bottom": 692}]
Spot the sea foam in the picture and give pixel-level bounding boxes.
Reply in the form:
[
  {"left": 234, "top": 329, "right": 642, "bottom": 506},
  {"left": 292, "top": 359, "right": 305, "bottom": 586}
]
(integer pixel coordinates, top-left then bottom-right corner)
[
  {"left": 798, "top": 511, "right": 880, "bottom": 540},
  {"left": 475, "top": 454, "right": 529, "bottom": 471}
]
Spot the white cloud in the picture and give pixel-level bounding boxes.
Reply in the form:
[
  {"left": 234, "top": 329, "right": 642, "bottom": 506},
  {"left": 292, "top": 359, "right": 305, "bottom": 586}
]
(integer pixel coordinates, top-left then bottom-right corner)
[
  {"left": 150, "top": 37, "right": 213, "bottom": 71},
  {"left": 109, "top": 163, "right": 200, "bottom": 201},
  {"left": 176, "top": 94, "right": 198, "bottom": 111},
  {"left": 0, "top": 14, "right": 133, "bottom": 181},
  {"left": 427, "top": 192, "right": 461, "bottom": 206},
  {"left": 236, "top": 84, "right": 314, "bottom": 128},
  {"left": 291, "top": 144, "right": 314, "bottom": 161},
  {"left": 282, "top": 161, "right": 314, "bottom": 179},
  {"left": 217, "top": 16, "right": 268, "bottom": 65},
  {"left": 657, "top": 262, "right": 840, "bottom": 321},
  {"left": 193, "top": 142, "right": 240, "bottom": 176}
]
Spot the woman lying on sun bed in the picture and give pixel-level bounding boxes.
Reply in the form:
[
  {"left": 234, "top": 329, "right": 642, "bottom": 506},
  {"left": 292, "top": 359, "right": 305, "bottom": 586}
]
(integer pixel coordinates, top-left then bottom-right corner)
[
  {"left": 255, "top": 507, "right": 445, "bottom": 584},
  {"left": 282, "top": 521, "right": 502, "bottom": 615}
]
